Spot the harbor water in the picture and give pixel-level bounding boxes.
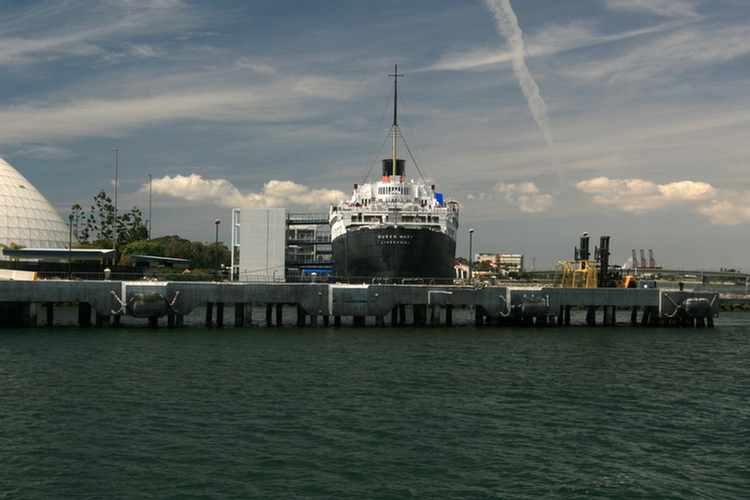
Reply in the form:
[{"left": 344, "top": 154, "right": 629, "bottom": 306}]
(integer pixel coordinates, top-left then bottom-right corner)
[{"left": 2, "top": 307, "right": 749, "bottom": 499}]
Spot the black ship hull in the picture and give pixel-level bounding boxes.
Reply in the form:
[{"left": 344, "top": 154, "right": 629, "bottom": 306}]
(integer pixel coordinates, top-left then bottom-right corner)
[{"left": 331, "top": 226, "right": 456, "bottom": 280}]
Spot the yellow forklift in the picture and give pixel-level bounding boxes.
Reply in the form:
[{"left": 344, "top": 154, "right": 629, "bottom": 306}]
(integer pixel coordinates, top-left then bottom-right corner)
[{"left": 554, "top": 234, "right": 635, "bottom": 288}]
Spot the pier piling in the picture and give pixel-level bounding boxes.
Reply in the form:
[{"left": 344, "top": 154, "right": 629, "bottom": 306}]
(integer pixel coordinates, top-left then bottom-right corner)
[
  {"left": 216, "top": 303, "right": 224, "bottom": 327},
  {"left": 46, "top": 302, "right": 54, "bottom": 326},
  {"left": 205, "top": 302, "right": 214, "bottom": 326}
]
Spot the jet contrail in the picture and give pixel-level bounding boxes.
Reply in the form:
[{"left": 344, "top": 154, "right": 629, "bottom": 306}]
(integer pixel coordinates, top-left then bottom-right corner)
[{"left": 484, "top": 0, "right": 566, "bottom": 185}]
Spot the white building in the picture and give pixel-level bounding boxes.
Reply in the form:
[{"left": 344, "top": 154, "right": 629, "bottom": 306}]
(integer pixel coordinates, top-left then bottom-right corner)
[
  {"left": 499, "top": 254, "right": 524, "bottom": 271},
  {"left": 231, "top": 208, "right": 286, "bottom": 282}
]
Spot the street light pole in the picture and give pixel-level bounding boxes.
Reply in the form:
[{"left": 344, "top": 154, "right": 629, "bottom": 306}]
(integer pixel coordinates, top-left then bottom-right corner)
[
  {"left": 111, "top": 148, "right": 118, "bottom": 256},
  {"left": 215, "top": 219, "right": 221, "bottom": 281},
  {"left": 148, "top": 173, "right": 152, "bottom": 241},
  {"left": 469, "top": 228, "right": 474, "bottom": 283},
  {"left": 68, "top": 214, "right": 73, "bottom": 279}
]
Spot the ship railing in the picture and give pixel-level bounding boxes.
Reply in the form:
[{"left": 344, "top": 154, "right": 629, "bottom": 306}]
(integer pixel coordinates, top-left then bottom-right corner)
[{"left": 336, "top": 204, "right": 450, "bottom": 213}]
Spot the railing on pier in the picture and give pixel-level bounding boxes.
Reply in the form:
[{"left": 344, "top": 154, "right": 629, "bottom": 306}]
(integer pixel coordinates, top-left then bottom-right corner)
[
  {"left": 36, "top": 271, "right": 227, "bottom": 282},
  {"left": 231, "top": 273, "right": 287, "bottom": 283}
]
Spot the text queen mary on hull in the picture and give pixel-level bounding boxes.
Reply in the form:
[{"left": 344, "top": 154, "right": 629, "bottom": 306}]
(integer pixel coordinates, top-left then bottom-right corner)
[{"left": 328, "top": 66, "right": 459, "bottom": 280}]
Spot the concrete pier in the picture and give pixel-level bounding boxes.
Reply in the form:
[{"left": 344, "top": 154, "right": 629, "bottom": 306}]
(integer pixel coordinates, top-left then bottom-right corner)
[{"left": 0, "top": 280, "right": 720, "bottom": 328}]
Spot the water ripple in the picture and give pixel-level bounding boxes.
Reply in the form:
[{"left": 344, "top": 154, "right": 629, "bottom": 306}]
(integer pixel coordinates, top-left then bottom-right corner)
[{"left": 2, "top": 312, "right": 750, "bottom": 499}]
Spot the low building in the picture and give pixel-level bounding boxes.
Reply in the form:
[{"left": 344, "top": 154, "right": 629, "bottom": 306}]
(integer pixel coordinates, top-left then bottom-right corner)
[
  {"left": 476, "top": 253, "right": 524, "bottom": 272},
  {"left": 499, "top": 254, "right": 524, "bottom": 271},
  {"left": 230, "top": 208, "right": 331, "bottom": 282}
]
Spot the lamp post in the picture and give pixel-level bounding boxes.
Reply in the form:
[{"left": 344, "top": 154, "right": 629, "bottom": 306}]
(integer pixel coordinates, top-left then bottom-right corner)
[
  {"left": 469, "top": 228, "right": 474, "bottom": 283},
  {"left": 148, "top": 173, "right": 152, "bottom": 241},
  {"left": 215, "top": 219, "right": 221, "bottom": 281},
  {"left": 68, "top": 214, "right": 73, "bottom": 279},
  {"left": 111, "top": 148, "right": 118, "bottom": 256}
]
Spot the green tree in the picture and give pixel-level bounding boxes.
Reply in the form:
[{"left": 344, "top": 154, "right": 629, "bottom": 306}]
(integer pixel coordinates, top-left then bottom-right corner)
[
  {"left": 79, "top": 190, "right": 114, "bottom": 246},
  {"left": 150, "top": 235, "right": 229, "bottom": 270},
  {"left": 120, "top": 240, "right": 165, "bottom": 258},
  {"left": 75, "top": 190, "right": 148, "bottom": 248},
  {"left": 2, "top": 242, "right": 26, "bottom": 250},
  {"left": 474, "top": 260, "right": 491, "bottom": 272},
  {"left": 153, "top": 235, "right": 193, "bottom": 260},
  {"left": 190, "top": 241, "right": 209, "bottom": 269},
  {"left": 118, "top": 207, "right": 149, "bottom": 244},
  {"left": 208, "top": 241, "right": 231, "bottom": 271},
  {"left": 70, "top": 203, "right": 83, "bottom": 242}
]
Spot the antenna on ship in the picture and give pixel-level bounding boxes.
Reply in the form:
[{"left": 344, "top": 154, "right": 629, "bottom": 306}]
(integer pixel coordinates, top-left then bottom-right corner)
[{"left": 389, "top": 65, "right": 403, "bottom": 178}]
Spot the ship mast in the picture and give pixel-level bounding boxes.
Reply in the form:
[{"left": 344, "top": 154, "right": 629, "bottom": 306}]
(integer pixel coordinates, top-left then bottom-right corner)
[{"left": 389, "top": 65, "right": 402, "bottom": 178}]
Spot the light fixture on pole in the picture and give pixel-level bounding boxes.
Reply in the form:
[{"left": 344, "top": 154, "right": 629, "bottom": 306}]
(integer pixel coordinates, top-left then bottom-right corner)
[
  {"left": 111, "top": 148, "right": 118, "bottom": 256},
  {"left": 68, "top": 214, "right": 73, "bottom": 279},
  {"left": 215, "top": 219, "right": 221, "bottom": 281},
  {"left": 148, "top": 173, "right": 152, "bottom": 242},
  {"left": 469, "top": 228, "right": 475, "bottom": 282}
]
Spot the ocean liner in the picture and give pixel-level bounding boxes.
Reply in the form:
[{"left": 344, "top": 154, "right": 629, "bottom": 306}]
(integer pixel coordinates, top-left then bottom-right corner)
[{"left": 329, "top": 66, "right": 459, "bottom": 280}]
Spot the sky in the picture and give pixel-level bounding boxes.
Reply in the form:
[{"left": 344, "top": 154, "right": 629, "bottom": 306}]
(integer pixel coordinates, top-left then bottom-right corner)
[{"left": 2, "top": 0, "right": 750, "bottom": 271}]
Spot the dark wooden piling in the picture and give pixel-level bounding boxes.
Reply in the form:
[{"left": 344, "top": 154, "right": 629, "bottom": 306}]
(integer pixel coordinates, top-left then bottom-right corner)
[
  {"left": 78, "top": 302, "right": 92, "bottom": 327},
  {"left": 216, "top": 303, "right": 224, "bottom": 327},
  {"left": 46, "top": 302, "right": 54, "bottom": 326},
  {"left": 205, "top": 302, "right": 214, "bottom": 326},
  {"left": 297, "top": 304, "right": 306, "bottom": 326},
  {"left": 275, "top": 303, "right": 283, "bottom": 326},
  {"left": 266, "top": 303, "right": 273, "bottom": 326}
]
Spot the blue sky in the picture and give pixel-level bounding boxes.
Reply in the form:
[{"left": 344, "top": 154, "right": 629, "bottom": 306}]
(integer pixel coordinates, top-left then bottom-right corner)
[{"left": 2, "top": 0, "right": 750, "bottom": 271}]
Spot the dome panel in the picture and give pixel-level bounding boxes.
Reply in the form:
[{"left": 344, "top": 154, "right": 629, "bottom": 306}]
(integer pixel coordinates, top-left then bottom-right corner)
[{"left": 0, "top": 158, "right": 75, "bottom": 250}]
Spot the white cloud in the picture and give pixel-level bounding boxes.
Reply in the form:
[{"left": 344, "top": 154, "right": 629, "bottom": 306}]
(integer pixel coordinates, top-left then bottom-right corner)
[
  {"left": 563, "top": 25, "right": 750, "bottom": 86},
  {"left": 0, "top": 35, "right": 102, "bottom": 66},
  {"left": 147, "top": 174, "right": 345, "bottom": 210},
  {"left": 425, "top": 47, "right": 514, "bottom": 72},
  {"left": 494, "top": 182, "right": 553, "bottom": 213},
  {"left": 0, "top": 1, "right": 190, "bottom": 68},
  {"left": 483, "top": 0, "right": 554, "bottom": 149},
  {"left": 575, "top": 177, "right": 715, "bottom": 211},
  {"left": 696, "top": 197, "right": 750, "bottom": 226},
  {"left": 658, "top": 180, "right": 717, "bottom": 201},
  {"left": 0, "top": 74, "right": 360, "bottom": 145},
  {"left": 128, "top": 43, "right": 162, "bottom": 58},
  {"left": 603, "top": 0, "right": 699, "bottom": 18},
  {"left": 9, "top": 144, "right": 75, "bottom": 160},
  {"left": 425, "top": 18, "right": 683, "bottom": 73},
  {"left": 430, "top": 3, "right": 749, "bottom": 89},
  {"left": 575, "top": 176, "right": 750, "bottom": 225}
]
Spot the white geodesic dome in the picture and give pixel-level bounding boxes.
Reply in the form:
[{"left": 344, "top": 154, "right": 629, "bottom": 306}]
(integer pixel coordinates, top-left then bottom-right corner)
[{"left": 0, "top": 158, "right": 73, "bottom": 250}]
